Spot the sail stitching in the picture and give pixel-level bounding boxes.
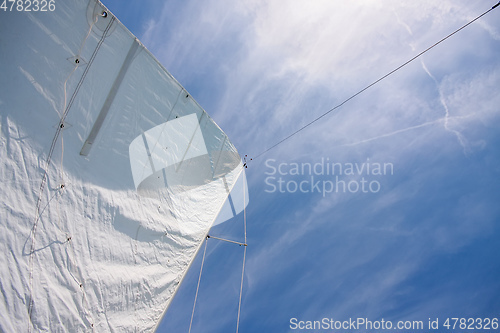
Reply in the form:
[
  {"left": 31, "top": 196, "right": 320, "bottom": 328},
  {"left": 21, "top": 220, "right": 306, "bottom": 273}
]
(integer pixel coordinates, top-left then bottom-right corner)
[{"left": 28, "top": 13, "right": 115, "bottom": 331}]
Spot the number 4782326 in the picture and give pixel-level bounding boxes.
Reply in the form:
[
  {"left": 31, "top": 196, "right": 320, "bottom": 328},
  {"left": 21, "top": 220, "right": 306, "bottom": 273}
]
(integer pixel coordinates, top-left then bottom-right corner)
[
  {"left": 1, "top": 0, "right": 55, "bottom": 12},
  {"left": 443, "top": 318, "right": 499, "bottom": 330}
]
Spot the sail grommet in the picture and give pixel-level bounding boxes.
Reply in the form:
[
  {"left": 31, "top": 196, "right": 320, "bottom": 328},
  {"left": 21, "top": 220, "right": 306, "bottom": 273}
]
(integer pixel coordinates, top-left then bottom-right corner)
[{"left": 86, "top": 1, "right": 116, "bottom": 36}]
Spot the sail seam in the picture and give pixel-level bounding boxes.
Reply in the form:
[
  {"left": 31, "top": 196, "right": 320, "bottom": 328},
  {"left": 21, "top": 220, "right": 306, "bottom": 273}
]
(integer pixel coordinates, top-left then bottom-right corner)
[{"left": 28, "top": 14, "right": 115, "bottom": 331}]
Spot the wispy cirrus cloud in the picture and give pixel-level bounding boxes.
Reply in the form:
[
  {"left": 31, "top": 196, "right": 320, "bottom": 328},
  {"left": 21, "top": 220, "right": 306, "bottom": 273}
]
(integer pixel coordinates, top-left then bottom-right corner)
[{"left": 125, "top": 0, "right": 498, "bottom": 162}]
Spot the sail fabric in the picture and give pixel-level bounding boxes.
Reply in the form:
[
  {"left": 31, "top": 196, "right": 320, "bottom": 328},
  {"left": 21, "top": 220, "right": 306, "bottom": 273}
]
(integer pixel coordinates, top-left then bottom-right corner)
[{"left": 0, "top": 1, "right": 244, "bottom": 332}]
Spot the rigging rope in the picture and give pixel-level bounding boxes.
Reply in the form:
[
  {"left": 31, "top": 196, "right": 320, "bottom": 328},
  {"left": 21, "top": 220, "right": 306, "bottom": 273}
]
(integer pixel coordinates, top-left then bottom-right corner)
[
  {"left": 187, "top": 165, "right": 248, "bottom": 332},
  {"left": 251, "top": 2, "right": 500, "bottom": 160},
  {"left": 235, "top": 165, "right": 248, "bottom": 333},
  {"left": 236, "top": 246, "right": 247, "bottom": 333},
  {"left": 207, "top": 235, "right": 247, "bottom": 246},
  {"left": 188, "top": 237, "right": 208, "bottom": 333}
]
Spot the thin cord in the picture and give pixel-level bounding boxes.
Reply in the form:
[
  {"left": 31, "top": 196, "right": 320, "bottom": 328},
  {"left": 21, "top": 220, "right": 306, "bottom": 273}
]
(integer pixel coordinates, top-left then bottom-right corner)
[
  {"left": 188, "top": 238, "right": 208, "bottom": 333},
  {"left": 235, "top": 247, "right": 246, "bottom": 333},
  {"left": 243, "top": 172, "right": 247, "bottom": 245},
  {"left": 252, "top": 3, "right": 499, "bottom": 160},
  {"left": 207, "top": 235, "right": 247, "bottom": 246},
  {"left": 77, "top": 15, "right": 99, "bottom": 61},
  {"left": 235, "top": 171, "right": 247, "bottom": 333}
]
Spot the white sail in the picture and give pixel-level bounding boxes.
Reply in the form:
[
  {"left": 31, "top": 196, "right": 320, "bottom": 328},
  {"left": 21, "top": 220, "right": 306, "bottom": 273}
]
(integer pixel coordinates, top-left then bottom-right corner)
[{"left": 0, "top": 1, "right": 247, "bottom": 332}]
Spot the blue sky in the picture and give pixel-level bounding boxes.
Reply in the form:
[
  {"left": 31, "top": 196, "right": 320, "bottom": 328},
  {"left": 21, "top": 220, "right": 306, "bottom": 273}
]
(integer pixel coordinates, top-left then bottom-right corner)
[{"left": 102, "top": 1, "right": 500, "bottom": 331}]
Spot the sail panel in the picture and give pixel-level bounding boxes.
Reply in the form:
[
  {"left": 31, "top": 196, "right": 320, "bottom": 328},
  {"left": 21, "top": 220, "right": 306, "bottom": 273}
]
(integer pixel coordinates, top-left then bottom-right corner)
[{"left": 0, "top": 1, "right": 244, "bottom": 332}]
